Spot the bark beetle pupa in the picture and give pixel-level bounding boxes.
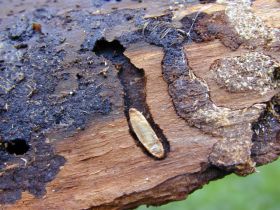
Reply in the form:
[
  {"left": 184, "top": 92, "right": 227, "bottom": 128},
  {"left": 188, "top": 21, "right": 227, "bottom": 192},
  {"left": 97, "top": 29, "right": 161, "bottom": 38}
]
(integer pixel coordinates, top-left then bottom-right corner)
[{"left": 129, "top": 108, "right": 165, "bottom": 159}]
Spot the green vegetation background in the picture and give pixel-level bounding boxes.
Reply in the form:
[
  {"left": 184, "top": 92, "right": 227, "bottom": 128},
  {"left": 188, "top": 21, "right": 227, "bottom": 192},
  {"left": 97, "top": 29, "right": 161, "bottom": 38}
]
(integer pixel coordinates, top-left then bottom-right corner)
[{"left": 137, "top": 158, "right": 280, "bottom": 210}]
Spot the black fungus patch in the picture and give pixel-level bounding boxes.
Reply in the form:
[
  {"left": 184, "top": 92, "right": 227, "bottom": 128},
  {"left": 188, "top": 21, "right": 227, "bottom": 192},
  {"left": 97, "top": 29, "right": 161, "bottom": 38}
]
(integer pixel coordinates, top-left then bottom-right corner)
[
  {"left": 162, "top": 45, "right": 190, "bottom": 83},
  {"left": 93, "top": 39, "right": 170, "bottom": 158},
  {"left": 251, "top": 94, "right": 280, "bottom": 165},
  {"left": 180, "top": 12, "right": 205, "bottom": 43},
  {"left": 192, "top": 11, "right": 244, "bottom": 50},
  {"left": 199, "top": 0, "right": 216, "bottom": 3},
  {"left": 91, "top": 0, "right": 124, "bottom": 7},
  {"left": 141, "top": 18, "right": 185, "bottom": 48},
  {"left": 66, "top": 9, "right": 145, "bottom": 51},
  {"left": 90, "top": 0, "right": 145, "bottom": 9},
  {"left": 273, "top": 66, "right": 280, "bottom": 80},
  {"left": 0, "top": 7, "right": 123, "bottom": 204}
]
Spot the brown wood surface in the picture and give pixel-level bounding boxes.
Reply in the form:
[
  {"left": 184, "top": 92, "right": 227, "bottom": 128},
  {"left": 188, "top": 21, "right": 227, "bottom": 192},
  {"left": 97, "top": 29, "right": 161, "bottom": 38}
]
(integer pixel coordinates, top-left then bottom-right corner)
[
  {"left": 1, "top": 0, "right": 279, "bottom": 209},
  {"left": 185, "top": 40, "right": 279, "bottom": 109}
]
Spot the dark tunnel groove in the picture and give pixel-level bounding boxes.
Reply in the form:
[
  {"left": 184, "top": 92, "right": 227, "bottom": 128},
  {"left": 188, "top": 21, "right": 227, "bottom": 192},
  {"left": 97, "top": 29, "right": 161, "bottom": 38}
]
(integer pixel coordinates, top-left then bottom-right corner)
[
  {"left": 0, "top": 139, "right": 30, "bottom": 155},
  {"left": 93, "top": 39, "right": 170, "bottom": 159}
]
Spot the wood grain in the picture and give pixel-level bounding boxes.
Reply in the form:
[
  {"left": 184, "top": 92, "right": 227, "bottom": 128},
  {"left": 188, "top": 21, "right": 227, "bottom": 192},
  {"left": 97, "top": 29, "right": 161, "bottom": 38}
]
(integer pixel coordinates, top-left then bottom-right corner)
[
  {"left": 1, "top": 0, "right": 279, "bottom": 209},
  {"left": 185, "top": 40, "right": 279, "bottom": 109}
]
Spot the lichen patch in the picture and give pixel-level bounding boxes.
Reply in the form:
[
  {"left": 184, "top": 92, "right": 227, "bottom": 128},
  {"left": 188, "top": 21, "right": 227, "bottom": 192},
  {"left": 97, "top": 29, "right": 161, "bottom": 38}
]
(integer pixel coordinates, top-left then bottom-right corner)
[
  {"left": 211, "top": 52, "right": 280, "bottom": 95},
  {"left": 221, "top": 0, "right": 279, "bottom": 46}
]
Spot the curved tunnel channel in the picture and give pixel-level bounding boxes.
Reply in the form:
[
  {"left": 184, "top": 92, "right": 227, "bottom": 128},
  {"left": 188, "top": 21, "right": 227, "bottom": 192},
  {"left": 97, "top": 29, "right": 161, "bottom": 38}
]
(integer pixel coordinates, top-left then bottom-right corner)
[{"left": 93, "top": 39, "right": 170, "bottom": 159}]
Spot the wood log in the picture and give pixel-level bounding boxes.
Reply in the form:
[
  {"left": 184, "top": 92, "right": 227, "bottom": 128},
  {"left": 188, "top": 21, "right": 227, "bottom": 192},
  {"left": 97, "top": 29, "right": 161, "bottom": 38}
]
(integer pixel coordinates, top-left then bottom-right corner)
[{"left": 0, "top": 0, "right": 279, "bottom": 209}]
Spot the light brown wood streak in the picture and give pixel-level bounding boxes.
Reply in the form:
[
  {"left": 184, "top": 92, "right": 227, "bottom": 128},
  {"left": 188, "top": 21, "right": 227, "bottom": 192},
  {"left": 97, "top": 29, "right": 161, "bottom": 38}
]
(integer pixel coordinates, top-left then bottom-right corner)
[{"left": 185, "top": 40, "right": 279, "bottom": 109}]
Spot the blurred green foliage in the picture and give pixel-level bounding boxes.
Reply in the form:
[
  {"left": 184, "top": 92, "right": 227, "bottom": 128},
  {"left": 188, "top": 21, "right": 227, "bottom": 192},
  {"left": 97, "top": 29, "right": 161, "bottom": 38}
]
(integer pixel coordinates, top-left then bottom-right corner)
[{"left": 137, "top": 158, "right": 280, "bottom": 210}]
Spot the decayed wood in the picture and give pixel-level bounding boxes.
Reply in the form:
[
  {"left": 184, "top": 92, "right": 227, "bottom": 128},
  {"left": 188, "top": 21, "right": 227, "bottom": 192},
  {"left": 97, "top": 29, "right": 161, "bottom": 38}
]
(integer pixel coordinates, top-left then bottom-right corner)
[
  {"left": 0, "top": 0, "right": 279, "bottom": 209},
  {"left": 8, "top": 37, "right": 218, "bottom": 210},
  {"left": 185, "top": 40, "right": 279, "bottom": 109}
]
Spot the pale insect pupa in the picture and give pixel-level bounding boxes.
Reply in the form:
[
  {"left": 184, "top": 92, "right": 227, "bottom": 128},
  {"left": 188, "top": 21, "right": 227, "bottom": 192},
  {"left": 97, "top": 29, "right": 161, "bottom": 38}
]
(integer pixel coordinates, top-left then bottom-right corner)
[{"left": 129, "top": 108, "right": 165, "bottom": 159}]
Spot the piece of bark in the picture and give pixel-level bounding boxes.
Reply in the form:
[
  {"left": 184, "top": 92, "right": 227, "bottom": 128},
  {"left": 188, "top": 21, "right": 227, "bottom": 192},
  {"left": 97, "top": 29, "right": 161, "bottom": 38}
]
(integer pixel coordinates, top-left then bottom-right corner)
[{"left": 0, "top": 0, "right": 279, "bottom": 209}]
